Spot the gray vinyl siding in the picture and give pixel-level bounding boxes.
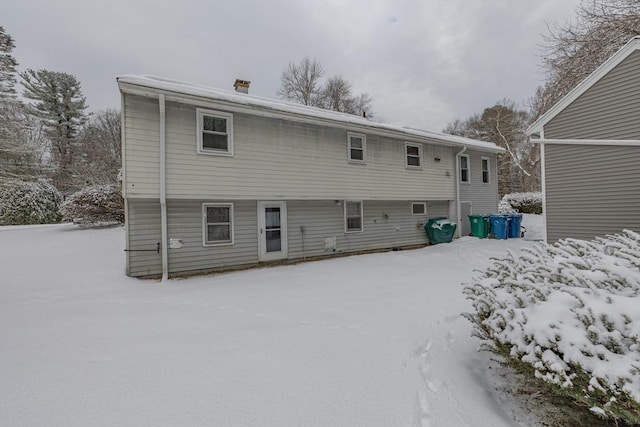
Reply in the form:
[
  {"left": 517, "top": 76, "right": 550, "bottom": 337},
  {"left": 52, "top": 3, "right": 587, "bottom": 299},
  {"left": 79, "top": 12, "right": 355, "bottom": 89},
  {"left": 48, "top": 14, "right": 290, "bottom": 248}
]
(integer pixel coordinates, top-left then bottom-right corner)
[
  {"left": 544, "top": 50, "right": 640, "bottom": 140},
  {"left": 125, "top": 198, "right": 452, "bottom": 277},
  {"left": 123, "top": 94, "right": 160, "bottom": 197},
  {"left": 167, "top": 200, "right": 258, "bottom": 274},
  {"left": 287, "top": 200, "right": 449, "bottom": 258},
  {"left": 124, "top": 95, "right": 456, "bottom": 200},
  {"left": 544, "top": 144, "right": 640, "bottom": 243},
  {"left": 126, "top": 198, "right": 162, "bottom": 276},
  {"left": 459, "top": 150, "right": 499, "bottom": 214}
]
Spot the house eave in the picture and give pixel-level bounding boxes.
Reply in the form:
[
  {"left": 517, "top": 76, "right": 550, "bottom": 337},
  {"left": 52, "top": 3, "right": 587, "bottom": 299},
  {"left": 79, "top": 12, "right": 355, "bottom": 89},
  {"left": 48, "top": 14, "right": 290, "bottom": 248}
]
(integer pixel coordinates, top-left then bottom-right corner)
[
  {"left": 526, "top": 36, "right": 640, "bottom": 136},
  {"left": 117, "top": 78, "right": 505, "bottom": 154}
]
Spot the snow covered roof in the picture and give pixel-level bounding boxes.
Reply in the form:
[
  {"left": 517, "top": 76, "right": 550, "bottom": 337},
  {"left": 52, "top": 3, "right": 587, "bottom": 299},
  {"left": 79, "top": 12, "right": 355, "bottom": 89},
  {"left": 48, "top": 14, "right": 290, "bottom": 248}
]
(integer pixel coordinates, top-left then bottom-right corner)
[
  {"left": 117, "top": 74, "right": 505, "bottom": 153},
  {"left": 527, "top": 36, "right": 640, "bottom": 136}
]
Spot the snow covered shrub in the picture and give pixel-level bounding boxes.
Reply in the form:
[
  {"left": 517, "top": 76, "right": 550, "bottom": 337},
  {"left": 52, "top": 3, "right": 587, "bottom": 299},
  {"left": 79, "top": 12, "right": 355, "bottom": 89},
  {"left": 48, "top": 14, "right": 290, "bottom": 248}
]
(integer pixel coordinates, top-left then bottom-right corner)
[
  {"left": 60, "top": 184, "right": 124, "bottom": 227},
  {"left": 499, "top": 192, "right": 542, "bottom": 214},
  {"left": 0, "top": 179, "right": 62, "bottom": 225},
  {"left": 463, "top": 231, "right": 640, "bottom": 425}
]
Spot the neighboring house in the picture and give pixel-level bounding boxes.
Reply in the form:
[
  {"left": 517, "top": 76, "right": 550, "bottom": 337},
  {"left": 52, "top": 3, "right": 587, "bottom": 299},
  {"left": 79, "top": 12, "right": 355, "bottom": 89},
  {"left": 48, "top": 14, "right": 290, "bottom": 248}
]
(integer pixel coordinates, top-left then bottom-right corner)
[
  {"left": 117, "top": 75, "right": 503, "bottom": 278},
  {"left": 527, "top": 36, "right": 640, "bottom": 243}
]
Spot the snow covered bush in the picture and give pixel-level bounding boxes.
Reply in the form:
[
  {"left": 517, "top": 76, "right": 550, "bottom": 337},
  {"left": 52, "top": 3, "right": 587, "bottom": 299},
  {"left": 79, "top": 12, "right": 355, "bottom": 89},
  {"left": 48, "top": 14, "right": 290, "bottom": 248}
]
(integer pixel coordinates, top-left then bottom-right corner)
[
  {"left": 59, "top": 184, "right": 124, "bottom": 227},
  {"left": 0, "top": 179, "right": 62, "bottom": 225},
  {"left": 499, "top": 192, "right": 542, "bottom": 214},
  {"left": 463, "top": 231, "right": 640, "bottom": 425}
]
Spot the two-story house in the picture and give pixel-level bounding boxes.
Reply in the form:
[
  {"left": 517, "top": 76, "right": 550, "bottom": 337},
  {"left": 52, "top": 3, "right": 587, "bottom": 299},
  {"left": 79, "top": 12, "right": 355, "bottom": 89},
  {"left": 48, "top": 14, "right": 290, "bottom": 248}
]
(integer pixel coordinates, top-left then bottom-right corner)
[{"left": 117, "top": 75, "right": 504, "bottom": 278}]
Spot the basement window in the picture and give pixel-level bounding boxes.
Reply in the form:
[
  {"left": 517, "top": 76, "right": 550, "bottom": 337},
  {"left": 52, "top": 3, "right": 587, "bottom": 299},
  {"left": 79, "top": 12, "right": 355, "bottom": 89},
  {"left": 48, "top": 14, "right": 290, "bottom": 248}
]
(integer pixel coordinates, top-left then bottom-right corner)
[
  {"left": 203, "top": 203, "right": 234, "bottom": 246},
  {"left": 344, "top": 201, "right": 363, "bottom": 233},
  {"left": 197, "top": 108, "right": 234, "bottom": 156},
  {"left": 412, "top": 202, "right": 427, "bottom": 215}
]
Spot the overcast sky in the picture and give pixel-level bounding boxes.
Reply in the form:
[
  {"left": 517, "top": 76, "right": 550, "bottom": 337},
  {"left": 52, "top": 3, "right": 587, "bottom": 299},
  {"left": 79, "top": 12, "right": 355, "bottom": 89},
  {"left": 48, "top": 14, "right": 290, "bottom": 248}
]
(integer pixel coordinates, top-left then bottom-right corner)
[{"left": 5, "top": 0, "right": 581, "bottom": 131}]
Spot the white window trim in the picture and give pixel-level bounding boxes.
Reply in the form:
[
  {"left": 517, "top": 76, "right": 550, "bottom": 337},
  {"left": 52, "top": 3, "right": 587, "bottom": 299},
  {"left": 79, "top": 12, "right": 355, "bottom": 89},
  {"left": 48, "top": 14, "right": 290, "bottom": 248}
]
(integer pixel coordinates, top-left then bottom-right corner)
[
  {"left": 481, "top": 156, "right": 491, "bottom": 184},
  {"left": 405, "top": 142, "right": 422, "bottom": 169},
  {"left": 202, "top": 203, "right": 234, "bottom": 246},
  {"left": 460, "top": 154, "right": 470, "bottom": 183},
  {"left": 347, "top": 132, "right": 367, "bottom": 164},
  {"left": 196, "top": 108, "right": 234, "bottom": 157},
  {"left": 344, "top": 200, "right": 364, "bottom": 233},
  {"left": 411, "top": 202, "right": 427, "bottom": 216}
]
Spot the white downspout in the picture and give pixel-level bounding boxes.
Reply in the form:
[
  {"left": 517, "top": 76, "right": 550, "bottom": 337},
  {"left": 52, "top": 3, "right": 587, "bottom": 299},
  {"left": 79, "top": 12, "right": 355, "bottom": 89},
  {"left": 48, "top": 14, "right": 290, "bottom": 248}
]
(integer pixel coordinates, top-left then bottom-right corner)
[
  {"left": 455, "top": 146, "right": 467, "bottom": 238},
  {"left": 539, "top": 129, "right": 548, "bottom": 243},
  {"left": 159, "top": 94, "right": 168, "bottom": 281}
]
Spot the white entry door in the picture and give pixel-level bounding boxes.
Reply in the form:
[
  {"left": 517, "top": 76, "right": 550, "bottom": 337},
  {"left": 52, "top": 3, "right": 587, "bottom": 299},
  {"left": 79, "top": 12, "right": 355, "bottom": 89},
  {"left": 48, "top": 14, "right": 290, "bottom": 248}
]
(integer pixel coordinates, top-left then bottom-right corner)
[{"left": 258, "top": 201, "right": 288, "bottom": 261}]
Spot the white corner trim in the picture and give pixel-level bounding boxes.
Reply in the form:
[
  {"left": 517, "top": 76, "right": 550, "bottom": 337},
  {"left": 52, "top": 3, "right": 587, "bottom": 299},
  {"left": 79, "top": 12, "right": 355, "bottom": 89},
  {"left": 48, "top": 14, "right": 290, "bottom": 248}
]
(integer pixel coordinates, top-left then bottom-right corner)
[
  {"left": 159, "top": 94, "right": 168, "bottom": 282},
  {"left": 527, "top": 37, "right": 640, "bottom": 136},
  {"left": 539, "top": 140, "right": 548, "bottom": 243}
]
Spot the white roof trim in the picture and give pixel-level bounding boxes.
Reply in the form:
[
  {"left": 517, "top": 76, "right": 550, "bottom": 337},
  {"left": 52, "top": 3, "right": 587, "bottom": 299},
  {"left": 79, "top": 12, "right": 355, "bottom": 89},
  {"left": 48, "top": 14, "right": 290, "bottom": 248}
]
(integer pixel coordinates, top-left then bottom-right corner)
[
  {"left": 532, "top": 138, "right": 640, "bottom": 146},
  {"left": 526, "top": 36, "right": 640, "bottom": 136},
  {"left": 117, "top": 74, "right": 505, "bottom": 153}
]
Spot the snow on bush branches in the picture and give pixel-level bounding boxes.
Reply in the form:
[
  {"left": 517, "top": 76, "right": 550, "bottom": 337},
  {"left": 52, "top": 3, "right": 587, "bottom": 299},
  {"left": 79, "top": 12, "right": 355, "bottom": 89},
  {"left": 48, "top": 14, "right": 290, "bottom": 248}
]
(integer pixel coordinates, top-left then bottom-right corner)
[
  {"left": 0, "top": 179, "right": 62, "bottom": 225},
  {"left": 463, "top": 230, "right": 640, "bottom": 424},
  {"left": 60, "top": 184, "right": 124, "bottom": 227},
  {"left": 499, "top": 192, "right": 542, "bottom": 214}
]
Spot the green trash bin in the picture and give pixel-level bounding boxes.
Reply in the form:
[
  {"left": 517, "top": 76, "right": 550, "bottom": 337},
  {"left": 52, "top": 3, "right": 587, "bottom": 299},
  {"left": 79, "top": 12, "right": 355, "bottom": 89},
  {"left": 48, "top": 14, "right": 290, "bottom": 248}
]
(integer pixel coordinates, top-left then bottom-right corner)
[
  {"left": 468, "top": 214, "right": 490, "bottom": 239},
  {"left": 424, "top": 217, "right": 457, "bottom": 244}
]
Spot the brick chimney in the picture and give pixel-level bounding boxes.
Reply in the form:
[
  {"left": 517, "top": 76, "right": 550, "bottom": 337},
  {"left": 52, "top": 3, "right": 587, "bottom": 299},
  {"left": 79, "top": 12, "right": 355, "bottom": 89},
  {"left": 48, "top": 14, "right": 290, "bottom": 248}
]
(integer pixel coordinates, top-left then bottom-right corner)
[{"left": 233, "top": 79, "right": 250, "bottom": 94}]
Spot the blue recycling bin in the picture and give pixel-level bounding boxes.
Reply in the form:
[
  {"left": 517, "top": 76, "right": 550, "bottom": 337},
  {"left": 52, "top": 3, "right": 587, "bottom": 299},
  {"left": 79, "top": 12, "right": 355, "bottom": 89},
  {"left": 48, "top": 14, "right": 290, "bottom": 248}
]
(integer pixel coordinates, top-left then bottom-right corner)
[
  {"left": 507, "top": 213, "right": 523, "bottom": 238},
  {"left": 489, "top": 215, "right": 509, "bottom": 240}
]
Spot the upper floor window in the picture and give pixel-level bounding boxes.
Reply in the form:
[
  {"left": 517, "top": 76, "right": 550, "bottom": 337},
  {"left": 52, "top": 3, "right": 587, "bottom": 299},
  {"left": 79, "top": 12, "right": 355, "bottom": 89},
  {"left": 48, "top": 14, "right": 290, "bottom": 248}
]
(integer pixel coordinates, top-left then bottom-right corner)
[
  {"left": 344, "top": 200, "right": 363, "bottom": 233},
  {"left": 405, "top": 142, "right": 422, "bottom": 168},
  {"left": 481, "top": 157, "right": 490, "bottom": 184},
  {"left": 197, "top": 108, "right": 234, "bottom": 156},
  {"left": 347, "top": 132, "right": 366, "bottom": 164},
  {"left": 460, "top": 154, "right": 470, "bottom": 183},
  {"left": 202, "top": 203, "right": 234, "bottom": 246}
]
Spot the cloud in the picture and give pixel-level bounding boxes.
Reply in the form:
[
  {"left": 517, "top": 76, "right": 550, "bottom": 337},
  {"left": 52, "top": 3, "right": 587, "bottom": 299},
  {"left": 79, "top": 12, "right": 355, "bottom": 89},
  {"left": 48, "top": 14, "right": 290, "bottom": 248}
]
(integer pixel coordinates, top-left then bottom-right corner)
[{"left": 4, "top": 0, "right": 581, "bottom": 131}]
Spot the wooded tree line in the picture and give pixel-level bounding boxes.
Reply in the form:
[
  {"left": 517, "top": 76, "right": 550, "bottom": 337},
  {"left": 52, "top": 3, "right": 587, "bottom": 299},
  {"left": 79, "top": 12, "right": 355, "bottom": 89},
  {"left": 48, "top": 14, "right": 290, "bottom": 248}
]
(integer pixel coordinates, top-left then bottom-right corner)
[
  {"left": 444, "top": 0, "right": 639, "bottom": 196},
  {"left": 0, "top": 26, "right": 121, "bottom": 194}
]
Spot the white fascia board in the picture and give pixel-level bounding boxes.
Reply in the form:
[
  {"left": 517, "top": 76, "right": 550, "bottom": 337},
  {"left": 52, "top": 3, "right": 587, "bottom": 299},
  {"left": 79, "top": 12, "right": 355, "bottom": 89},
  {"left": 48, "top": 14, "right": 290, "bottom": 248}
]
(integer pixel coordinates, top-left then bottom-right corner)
[
  {"left": 531, "top": 139, "right": 640, "bottom": 146},
  {"left": 526, "top": 36, "right": 640, "bottom": 136},
  {"left": 117, "top": 79, "right": 505, "bottom": 154}
]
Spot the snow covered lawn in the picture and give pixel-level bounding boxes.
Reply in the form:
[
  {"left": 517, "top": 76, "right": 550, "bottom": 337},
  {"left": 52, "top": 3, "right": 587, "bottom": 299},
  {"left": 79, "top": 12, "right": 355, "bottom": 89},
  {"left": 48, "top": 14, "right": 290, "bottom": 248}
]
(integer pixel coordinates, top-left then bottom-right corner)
[{"left": 1, "top": 216, "right": 542, "bottom": 427}]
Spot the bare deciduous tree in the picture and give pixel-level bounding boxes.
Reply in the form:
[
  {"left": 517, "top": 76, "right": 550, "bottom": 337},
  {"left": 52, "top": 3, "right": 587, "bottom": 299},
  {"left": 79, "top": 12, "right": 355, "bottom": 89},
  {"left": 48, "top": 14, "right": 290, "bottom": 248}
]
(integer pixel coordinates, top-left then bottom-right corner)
[
  {"left": 531, "top": 0, "right": 640, "bottom": 119},
  {"left": 444, "top": 100, "right": 538, "bottom": 196},
  {"left": 279, "top": 59, "right": 376, "bottom": 119},
  {"left": 73, "top": 109, "right": 121, "bottom": 187},
  {"left": 278, "top": 57, "right": 325, "bottom": 107}
]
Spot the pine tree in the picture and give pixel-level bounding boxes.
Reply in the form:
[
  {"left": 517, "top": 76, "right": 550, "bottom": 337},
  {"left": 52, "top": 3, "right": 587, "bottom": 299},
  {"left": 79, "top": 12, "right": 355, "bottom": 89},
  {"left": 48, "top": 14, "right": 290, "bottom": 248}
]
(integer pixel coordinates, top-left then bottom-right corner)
[
  {"left": 0, "top": 26, "right": 18, "bottom": 102},
  {"left": 20, "top": 69, "right": 88, "bottom": 193},
  {"left": 0, "top": 26, "right": 40, "bottom": 181}
]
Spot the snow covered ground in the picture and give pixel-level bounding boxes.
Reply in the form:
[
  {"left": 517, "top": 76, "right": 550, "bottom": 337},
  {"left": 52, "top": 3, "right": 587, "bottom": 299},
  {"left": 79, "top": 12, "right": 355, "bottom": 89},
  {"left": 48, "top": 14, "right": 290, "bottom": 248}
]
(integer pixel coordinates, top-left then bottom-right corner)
[{"left": 1, "top": 215, "right": 542, "bottom": 427}]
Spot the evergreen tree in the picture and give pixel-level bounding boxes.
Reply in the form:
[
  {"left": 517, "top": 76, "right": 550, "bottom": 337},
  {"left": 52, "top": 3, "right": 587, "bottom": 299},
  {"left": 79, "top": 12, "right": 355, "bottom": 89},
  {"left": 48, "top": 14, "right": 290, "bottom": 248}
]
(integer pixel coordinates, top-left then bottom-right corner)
[
  {"left": 20, "top": 69, "right": 88, "bottom": 193},
  {"left": 0, "top": 26, "right": 40, "bottom": 180},
  {"left": 0, "top": 26, "right": 18, "bottom": 102}
]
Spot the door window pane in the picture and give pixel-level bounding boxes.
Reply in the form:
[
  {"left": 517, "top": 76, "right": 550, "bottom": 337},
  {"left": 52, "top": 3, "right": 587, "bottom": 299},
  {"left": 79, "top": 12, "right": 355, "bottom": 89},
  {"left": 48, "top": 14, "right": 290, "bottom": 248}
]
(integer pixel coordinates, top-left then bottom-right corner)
[
  {"left": 266, "top": 230, "right": 281, "bottom": 252},
  {"left": 265, "top": 207, "right": 281, "bottom": 228}
]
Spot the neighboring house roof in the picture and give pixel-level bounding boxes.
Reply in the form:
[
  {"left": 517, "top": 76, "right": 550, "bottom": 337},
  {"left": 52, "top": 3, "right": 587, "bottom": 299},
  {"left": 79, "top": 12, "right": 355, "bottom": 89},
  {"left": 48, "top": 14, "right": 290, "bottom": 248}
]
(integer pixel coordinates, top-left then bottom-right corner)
[
  {"left": 117, "top": 74, "right": 505, "bottom": 153},
  {"left": 527, "top": 36, "right": 640, "bottom": 136}
]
